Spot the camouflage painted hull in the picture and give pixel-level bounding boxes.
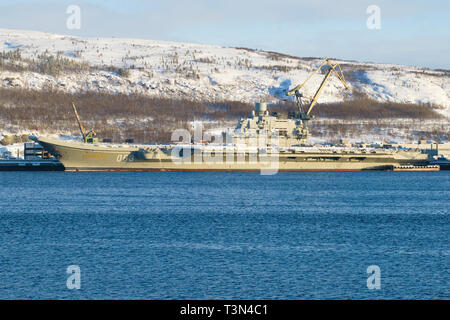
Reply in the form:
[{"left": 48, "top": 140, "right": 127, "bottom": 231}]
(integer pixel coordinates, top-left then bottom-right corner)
[{"left": 33, "top": 137, "right": 430, "bottom": 172}]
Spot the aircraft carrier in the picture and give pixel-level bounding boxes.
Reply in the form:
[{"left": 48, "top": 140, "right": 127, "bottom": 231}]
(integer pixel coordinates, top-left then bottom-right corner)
[
  {"left": 31, "top": 99, "right": 439, "bottom": 172},
  {"left": 31, "top": 59, "right": 446, "bottom": 172}
]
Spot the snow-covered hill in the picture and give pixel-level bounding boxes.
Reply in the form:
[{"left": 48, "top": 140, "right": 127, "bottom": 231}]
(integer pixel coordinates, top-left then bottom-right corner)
[{"left": 1, "top": 29, "right": 449, "bottom": 117}]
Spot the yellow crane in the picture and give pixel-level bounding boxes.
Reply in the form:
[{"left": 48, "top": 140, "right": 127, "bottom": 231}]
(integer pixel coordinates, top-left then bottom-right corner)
[
  {"left": 71, "top": 102, "right": 98, "bottom": 143},
  {"left": 286, "top": 58, "right": 349, "bottom": 119}
]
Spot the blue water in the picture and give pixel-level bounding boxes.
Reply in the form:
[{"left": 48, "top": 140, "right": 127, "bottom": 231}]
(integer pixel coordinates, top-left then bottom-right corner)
[{"left": 0, "top": 172, "right": 448, "bottom": 299}]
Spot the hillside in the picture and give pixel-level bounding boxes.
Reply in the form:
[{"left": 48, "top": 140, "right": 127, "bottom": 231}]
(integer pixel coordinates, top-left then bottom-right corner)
[
  {"left": 1, "top": 29, "right": 449, "bottom": 117},
  {"left": 0, "top": 29, "right": 448, "bottom": 154}
]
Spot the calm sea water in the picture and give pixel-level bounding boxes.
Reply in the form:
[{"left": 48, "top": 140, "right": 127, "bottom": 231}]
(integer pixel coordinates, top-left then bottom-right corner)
[{"left": 0, "top": 171, "right": 448, "bottom": 299}]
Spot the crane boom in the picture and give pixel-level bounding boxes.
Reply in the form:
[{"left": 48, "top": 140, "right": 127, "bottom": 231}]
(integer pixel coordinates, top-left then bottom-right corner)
[
  {"left": 306, "top": 66, "right": 334, "bottom": 115},
  {"left": 72, "top": 102, "right": 86, "bottom": 141},
  {"left": 286, "top": 59, "right": 328, "bottom": 96}
]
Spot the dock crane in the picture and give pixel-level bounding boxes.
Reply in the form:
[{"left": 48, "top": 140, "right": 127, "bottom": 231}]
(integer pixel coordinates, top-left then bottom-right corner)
[
  {"left": 71, "top": 102, "right": 98, "bottom": 143},
  {"left": 285, "top": 58, "right": 349, "bottom": 143},
  {"left": 286, "top": 58, "right": 349, "bottom": 119}
]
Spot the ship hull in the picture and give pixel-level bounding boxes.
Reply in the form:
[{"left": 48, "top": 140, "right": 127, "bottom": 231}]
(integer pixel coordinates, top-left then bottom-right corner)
[
  {"left": 33, "top": 137, "right": 431, "bottom": 172},
  {"left": 0, "top": 159, "right": 64, "bottom": 171}
]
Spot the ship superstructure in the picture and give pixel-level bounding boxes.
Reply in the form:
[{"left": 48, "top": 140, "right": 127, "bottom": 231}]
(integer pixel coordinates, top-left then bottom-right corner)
[{"left": 232, "top": 102, "right": 308, "bottom": 147}]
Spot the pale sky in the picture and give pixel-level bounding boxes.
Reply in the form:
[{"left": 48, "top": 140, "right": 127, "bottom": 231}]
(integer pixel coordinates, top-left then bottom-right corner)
[{"left": 0, "top": 0, "right": 449, "bottom": 69}]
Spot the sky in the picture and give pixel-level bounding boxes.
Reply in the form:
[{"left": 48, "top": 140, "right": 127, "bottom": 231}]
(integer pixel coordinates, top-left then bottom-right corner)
[{"left": 0, "top": 0, "right": 449, "bottom": 69}]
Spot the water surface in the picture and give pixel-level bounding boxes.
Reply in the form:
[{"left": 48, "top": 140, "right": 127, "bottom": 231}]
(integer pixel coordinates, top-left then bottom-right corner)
[{"left": 0, "top": 171, "right": 448, "bottom": 299}]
